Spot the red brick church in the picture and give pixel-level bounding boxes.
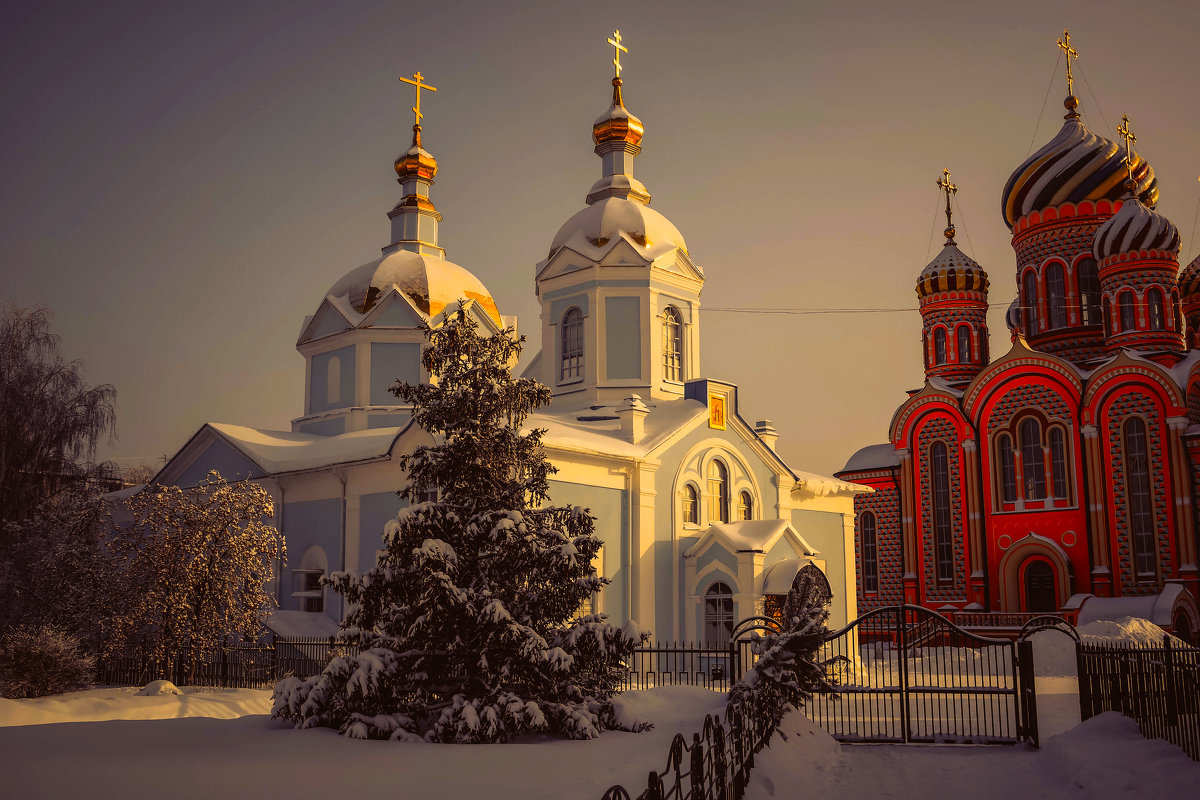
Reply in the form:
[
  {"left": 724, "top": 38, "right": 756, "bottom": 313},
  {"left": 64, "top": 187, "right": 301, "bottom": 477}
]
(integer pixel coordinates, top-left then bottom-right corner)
[{"left": 837, "top": 35, "right": 1200, "bottom": 642}]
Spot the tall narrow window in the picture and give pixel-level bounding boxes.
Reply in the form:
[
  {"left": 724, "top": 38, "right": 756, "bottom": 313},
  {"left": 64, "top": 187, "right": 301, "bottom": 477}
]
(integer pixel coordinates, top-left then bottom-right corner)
[
  {"left": 981, "top": 325, "right": 990, "bottom": 363},
  {"left": 1124, "top": 418, "right": 1156, "bottom": 577},
  {"left": 934, "top": 328, "right": 947, "bottom": 365},
  {"left": 662, "top": 306, "right": 684, "bottom": 382},
  {"left": 1023, "top": 271, "right": 1039, "bottom": 335},
  {"left": 704, "top": 582, "right": 734, "bottom": 644},
  {"left": 1119, "top": 291, "right": 1136, "bottom": 332},
  {"left": 1103, "top": 300, "right": 1112, "bottom": 336},
  {"left": 1046, "top": 264, "right": 1067, "bottom": 329},
  {"left": 560, "top": 307, "right": 583, "bottom": 381},
  {"left": 956, "top": 325, "right": 972, "bottom": 364},
  {"left": 1049, "top": 427, "right": 1068, "bottom": 499},
  {"left": 1079, "top": 258, "right": 1100, "bottom": 326},
  {"left": 707, "top": 460, "right": 730, "bottom": 523},
  {"left": 737, "top": 491, "right": 753, "bottom": 521},
  {"left": 1173, "top": 291, "right": 1183, "bottom": 332},
  {"left": 1020, "top": 418, "right": 1045, "bottom": 500},
  {"left": 931, "top": 442, "right": 953, "bottom": 583},
  {"left": 1148, "top": 288, "right": 1165, "bottom": 331},
  {"left": 683, "top": 484, "right": 698, "bottom": 525},
  {"left": 861, "top": 511, "right": 878, "bottom": 593},
  {"left": 997, "top": 433, "right": 1017, "bottom": 503}
]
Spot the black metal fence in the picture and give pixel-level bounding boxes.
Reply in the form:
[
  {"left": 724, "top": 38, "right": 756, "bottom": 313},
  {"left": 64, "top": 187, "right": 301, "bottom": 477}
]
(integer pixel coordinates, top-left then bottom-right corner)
[
  {"left": 96, "top": 635, "right": 356, "bottom": 688},
  {"left": 620, "top": 640, "right": 756, "bottom": 694},
  {"left": 1077, "top": 637, "right": 1200, "bottom": 762},
  {"left": 806, "top": 605, "right": 1038, "bottom": 745},
  {"left": 600, "top": 694, "right": 773, "bottom": 800}
]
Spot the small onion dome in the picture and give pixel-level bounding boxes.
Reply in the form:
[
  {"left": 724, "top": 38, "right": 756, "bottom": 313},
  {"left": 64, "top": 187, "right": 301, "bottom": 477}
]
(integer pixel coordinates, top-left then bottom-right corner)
[
  {"left": 1001, "top": 106, "right": 1157, "bottom": 229},
  {"left": 1005, "top": 297, "right": 1022, "bottom": 332},
  {"left": 1177, "top": 253, "right": 1200, "bottom": 301},
  {"left": 593, "top": 78, "right": 644, "bottom": 146},
  {"left": 1093, "top": 194, "right": 1181, "bottom": 261},
  {"left": 915, "top": 243, "right": 989, "bottom": 299},
  {"left": 394, "top": 126, "right": 438, "bottom": 182}
]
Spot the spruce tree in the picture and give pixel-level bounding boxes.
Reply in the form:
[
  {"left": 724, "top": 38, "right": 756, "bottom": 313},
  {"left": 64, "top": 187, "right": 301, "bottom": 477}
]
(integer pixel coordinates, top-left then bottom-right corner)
[{"left": 273, "top": 307, "right": 647, "bottom": 742}]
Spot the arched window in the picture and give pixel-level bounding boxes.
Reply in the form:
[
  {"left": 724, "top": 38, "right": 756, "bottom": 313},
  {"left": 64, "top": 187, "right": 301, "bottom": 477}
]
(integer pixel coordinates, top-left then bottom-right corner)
[
  {"left": 1148, "top": 288, "right": 1165, "bottom": 331},
  {"left": 662, "top": 306, "right": 684, "bottom": 382},
  {"left": 704, "top": 582, "right": 734, "bottom": 644},
  {"left": 930, "top": 441, "right": 953, "bottom": 583},
  {"left": 1078, "top": 258, "right": 1100, "bottom": 326},
  {"left": 1049, "top": 427, "right": 1068, "bottom": 499},
  {"left": 560, "top": 307, "right": 584, "bottom": 381},
  {"left": 981, "top": 325, "right": 990, "bottom": 363},
  {"left": 1173, "top": 290, "right": 1183, "bottom": 332},
  {"left": 1023, "top": 271, "right": 1039, "bottom": 335},
  {"left": 682, "top": 484, "right": 698, "bottom": 525},
  {"left": 1124, "top": 418, "right": 1156, "bottom": 577},
  {"left": 737, "top": 491, "right": 753, "bottom": 521},
  {"left": 1020, "top": 418, "right": 1045, "bottom": 500},
  {"left": 861, "top": 511, "right": 878, "bottom": 593},
  {"left": 956, "top": 325, "right": 972, "bottom": 363},
  {"left": 326, "top": 356, "right": 341, "bottom": 405},
  {"left": 934, "top": 328, "right": 947, "bottom": 365},
  {"left": 997, "top": 433, "right": 1017, "bottom": 503},
  {"left": 1119, "top": 291, "right": 1136, "bottom": 332},
  {"left": 1046, "top": 263, "right": 1067, "bottom": 329},
  {"left": 707, "top": 460, "right": 730, "bottom": 523}
]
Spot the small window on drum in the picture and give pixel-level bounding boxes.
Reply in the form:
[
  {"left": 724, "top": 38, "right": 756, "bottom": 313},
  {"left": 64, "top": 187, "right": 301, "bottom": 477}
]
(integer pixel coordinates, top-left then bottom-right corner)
[
  {"left": 662, "top": 306, "right": 684, "bottom": 382},
  {"left": 933, "top": 328, "right": 947, "bottom": 365},
  {"left": 956, "top": 325, "right": 972, "bottom": 363},
  {"left": 560, "top": 307, "right": 584, "bottom": 382},
  {"left": 1148, "top": 288, "right": 1165, "bottom": 331},
  {"left": 1119, "top": 291, "right": 1136, "bottom": 332},
  {"left": 1046, "top": 263, "right": 1066, "bottom": 329}
]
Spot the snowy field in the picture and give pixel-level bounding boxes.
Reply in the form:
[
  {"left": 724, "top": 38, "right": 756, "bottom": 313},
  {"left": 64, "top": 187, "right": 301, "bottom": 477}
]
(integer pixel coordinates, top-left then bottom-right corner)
[{"left": 0, "top": 618, "right": 1196, "bottom": 799}]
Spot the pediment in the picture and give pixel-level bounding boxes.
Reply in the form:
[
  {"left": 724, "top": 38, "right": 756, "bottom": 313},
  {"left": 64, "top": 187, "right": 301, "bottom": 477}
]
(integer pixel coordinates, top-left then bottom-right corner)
[
  {"left": 360, "top": 288, "right": 426, "bottom": 329},
  {"left": 429, "top": 297, "right": 504, "bottom": 335},
  {"left": 652, "top": 249, "right": 705, "bottom": 282},
  {"left": 598, "top": 238, "right": 652, "bottom": 268},
  {"left": 297, "top": 298, "right": 353, "bottom": 345},
  {"left": 535, "top": 245, "right": 597, "bottom": 283},
  {"left": 156, "top": 426, "right": 267, "bottom": 488}
]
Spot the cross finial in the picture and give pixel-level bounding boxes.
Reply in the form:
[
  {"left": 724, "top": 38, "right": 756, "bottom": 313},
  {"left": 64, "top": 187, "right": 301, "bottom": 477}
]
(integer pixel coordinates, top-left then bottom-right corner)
[
  {"left": 1117, "top": 113, "right": 1138, "bottom": 187},
  {"left": 1057, "top": 28, "right": 1079, "bottom": 98},
  {"left": 607, "top": 30, "right": 628, "bottom": 78},
  {"left": 399, "top": 71, "right": 438, "bottom": 130},
  {"left": 937, "top": 168, "right": 958, "bottom": 243}
]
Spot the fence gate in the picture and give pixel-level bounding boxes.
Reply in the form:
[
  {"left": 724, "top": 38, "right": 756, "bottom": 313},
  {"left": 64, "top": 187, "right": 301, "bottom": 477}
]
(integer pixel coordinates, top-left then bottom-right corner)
[{"left": 807, "top": 605, "right": 1038, "bottom": 745}]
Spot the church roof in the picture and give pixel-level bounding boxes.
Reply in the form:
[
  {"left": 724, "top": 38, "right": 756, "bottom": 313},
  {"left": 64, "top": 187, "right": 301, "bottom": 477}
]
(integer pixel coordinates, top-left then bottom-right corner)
[
  {"left": 549, "top": 197, "right": 689, "bottom": 264},
  {"left": 528, "top": 396, "right": 706, "bottom": 459},
  {"left": 839, "top": 443, "right": 900, "bottom": 473},
  {"left": 205, "top": 423, "right": 405, "bottom": 475},
  {"left": 1093, "top": 194, "right": 1181, "bottom": 261}
]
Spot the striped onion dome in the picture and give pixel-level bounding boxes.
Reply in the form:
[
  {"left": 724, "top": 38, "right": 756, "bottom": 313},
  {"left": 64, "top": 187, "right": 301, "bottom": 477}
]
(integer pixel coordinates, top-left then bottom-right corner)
[
  {"left": 1179, "top": 253, "right": 1200, "bottom": 299},
  {"left": 1093, "top": 194, "right": 1181, "bottom": 261},
  {"left": 1001, "top": 102, "right": 1158, "bottom": 229},
  {"left": 915, "top": 243, "right": 989, "bottom": 299},
  {"left": 1005, "top": 297, "right": 1022, "bottom": 332}
]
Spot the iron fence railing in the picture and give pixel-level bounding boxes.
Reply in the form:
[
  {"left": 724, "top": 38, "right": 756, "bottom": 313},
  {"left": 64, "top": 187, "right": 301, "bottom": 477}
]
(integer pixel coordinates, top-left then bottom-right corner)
[{"left": 1077, "top": 637, "right": 1200, "bottom": 762}]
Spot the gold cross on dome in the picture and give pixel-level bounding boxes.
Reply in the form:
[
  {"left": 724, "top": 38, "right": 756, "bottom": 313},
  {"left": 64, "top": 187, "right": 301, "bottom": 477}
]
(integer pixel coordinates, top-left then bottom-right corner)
[
  {"left": 1057, "top": 28, "right": 1079, "bottom": 97},
  {"left": 1117, "top": 113, "right": 1137, "bottom": 181},
  {"left": 607, "top": 30, "right": 628, "bottom": 78},
  {"left": 937, "top": 168, "right": 958, "bottom": 240},
  {"left": 399, "top": 71, "right": 438, "bottom": 127}
]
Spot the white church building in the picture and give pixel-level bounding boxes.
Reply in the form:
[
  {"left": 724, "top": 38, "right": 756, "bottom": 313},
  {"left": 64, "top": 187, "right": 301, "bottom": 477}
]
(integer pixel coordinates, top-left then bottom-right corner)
[{"left": 155, "top": 66, "right": 866, "bottom": 642}]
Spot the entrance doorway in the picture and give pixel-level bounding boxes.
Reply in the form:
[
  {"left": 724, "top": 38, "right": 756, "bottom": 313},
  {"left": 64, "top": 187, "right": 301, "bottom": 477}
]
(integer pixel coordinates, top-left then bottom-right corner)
[{"left": 1023, "top": 559, "right": 1056, "bottom": 612}]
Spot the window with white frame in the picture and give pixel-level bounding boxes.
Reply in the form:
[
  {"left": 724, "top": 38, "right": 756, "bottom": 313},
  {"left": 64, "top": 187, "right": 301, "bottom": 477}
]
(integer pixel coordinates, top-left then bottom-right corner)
[
  {"left": 707, "top": 460, "right": 730, "bottom": 523},
  {"left": 704, "top": 582, "right": 734, "bottom": 644},
  {"left": 683, "top": 484, "right": 698, "bottom": 525},
  {"left": 560, "top": 307, "right": 584, "bottom": 382},
  {"left": 662, "top": 306, "right": 684, "bottom": 382}
]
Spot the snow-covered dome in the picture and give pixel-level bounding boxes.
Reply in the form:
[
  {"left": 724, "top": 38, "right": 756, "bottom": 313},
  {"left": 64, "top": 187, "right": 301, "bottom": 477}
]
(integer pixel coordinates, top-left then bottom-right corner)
[
  {"left": 326, "top": 249, "right": 501, "bottom": 325},
  {"left": 548, "top": 196, "right": 689, "bottom": 261},
  {"left": 915, "top": 243, "right": 988, "bottom": 298},
  {"left": 1093, "top": 194, "right": 1181, "bottom": 261},
  {"left": 1001, "top": 99, "right": 1158, "bottom": 229}
]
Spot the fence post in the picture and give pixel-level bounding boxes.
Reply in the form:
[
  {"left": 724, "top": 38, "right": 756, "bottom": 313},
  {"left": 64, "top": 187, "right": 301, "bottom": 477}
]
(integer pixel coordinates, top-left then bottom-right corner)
[
  {"left": 221, "top": 636, "right": 229, "bottom": 688},
  {"left": 1075, "top": 642, "right": 1092, "bottom": 721},
  {"left": 1017, "top": 639, "right": 1039, "bottom": 748},
  {"left": 1163, "top": 635, "right": 1178, "bottom": 727},
  {"left": 898, "top": 607, "right": 911, "bottom": 743}
]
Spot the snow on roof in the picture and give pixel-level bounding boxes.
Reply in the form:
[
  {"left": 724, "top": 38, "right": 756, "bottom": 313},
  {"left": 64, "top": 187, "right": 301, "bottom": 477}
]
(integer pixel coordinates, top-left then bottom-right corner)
[
  {"left": 793, "top": 469, "right": 870, "bottom": 497},
  {"left": 1076, "top": 583, "right": 1191, "bottom": 628},
  {"left": 208, "top": 423, "right": 405, "bottom": 475},
  {"left": 548, "top": 196, "right": 688, "bottom": 261},
  {"left": 263, "top": 610, "right": 340, "bottom": 639},
  {"left": 840, "top": 443, "right": 900, "bottom": 473},
  {"left": 528, "top": 396, "right": 707, "bottom": 458},
  {"left": 761, "top": 556, "right": 823, "bottom": 594}
]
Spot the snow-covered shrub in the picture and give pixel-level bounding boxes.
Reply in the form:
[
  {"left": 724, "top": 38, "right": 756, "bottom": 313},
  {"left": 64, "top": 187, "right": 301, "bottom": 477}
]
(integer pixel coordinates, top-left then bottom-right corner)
[
  {"left": 272, "top": 309, "right": 648, "bottom": 742},
  {"left": 729, "top": 566, "right": 842, "bottom": 732},
  {"left": 0, "top": 624, "right": 95, "bottom": 698}
]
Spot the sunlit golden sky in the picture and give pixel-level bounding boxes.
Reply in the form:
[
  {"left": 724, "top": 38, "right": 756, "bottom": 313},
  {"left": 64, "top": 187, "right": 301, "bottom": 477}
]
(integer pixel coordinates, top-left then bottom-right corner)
[{"left": 3, "top": 0, "right": 1198, "bottom": 477}]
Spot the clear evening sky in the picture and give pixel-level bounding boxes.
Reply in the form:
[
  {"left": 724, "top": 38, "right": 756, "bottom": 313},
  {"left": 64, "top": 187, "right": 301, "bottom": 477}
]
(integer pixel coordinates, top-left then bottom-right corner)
[{"left": 2, "top": 0, "right": 1197, "bottom": 478}]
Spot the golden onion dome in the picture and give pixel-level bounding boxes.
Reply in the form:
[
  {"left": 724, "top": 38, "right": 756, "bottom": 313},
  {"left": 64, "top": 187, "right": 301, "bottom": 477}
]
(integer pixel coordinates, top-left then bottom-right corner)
[
  {"left": 394, "top": 125, "right": 438, "bottom": 181},
  {"left": 593, "top": 78, "right": 644, "bottom": 146},
  {"left": 915, "top": 242, "right": 989, "bottom": 299}
]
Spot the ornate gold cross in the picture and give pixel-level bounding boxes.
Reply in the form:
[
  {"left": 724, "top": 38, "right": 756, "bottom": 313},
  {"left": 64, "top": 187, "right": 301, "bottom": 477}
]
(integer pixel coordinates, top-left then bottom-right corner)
[
  {"left": 1057, "top": 28, "right": 1079, "bottom": 97},
  {"left": 1117, "top": 113, "right": 1137, "bottom": 181},
  {"left": 607, "top": 30, "right": 628, "bottom": 78},
  {"left": 937, "top": 168, "right": 958, "bottom": 240},
  {"left": 399, "top": 71, "right": 438, "bottom": 127}
]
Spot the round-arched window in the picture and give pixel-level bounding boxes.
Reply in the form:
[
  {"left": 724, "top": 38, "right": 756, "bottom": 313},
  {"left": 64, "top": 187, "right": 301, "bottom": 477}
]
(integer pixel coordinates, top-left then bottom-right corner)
[
  {"left": 662, "top": 306, "right": 684, "bottom": 382},
  {"left": 737, "top": 491, "right": 753, "bottom": 521},
  {"left": 560, "top": 307, "right": 584, "bottom": 381},
  {"left": 704, "top": 582, "right": 734, "bottom": 644},
  {"left": 707, "top": 460, "right": 730, "bottom": 523},
  {"left": 682, "top": 484, "right": 698, "bottom": 525}
]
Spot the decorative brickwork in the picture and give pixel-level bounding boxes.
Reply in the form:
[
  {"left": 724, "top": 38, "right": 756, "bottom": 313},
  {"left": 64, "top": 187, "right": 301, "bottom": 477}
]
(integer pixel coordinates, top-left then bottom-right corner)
[
  {"left": 987, "top": 383, "right": 1073, "bottom": 434},
  {"left": 1187, "top": 383, "right": 1200, "bottom": 425},
  {"left": 853, "top": 487, "right": 903, "bottom": 610},
  {"left": 916, "top": 417, "right": 966, "bottom": 602},
  {"left": 1104, "top": 392, "right": 1173, "bottom": 594}
]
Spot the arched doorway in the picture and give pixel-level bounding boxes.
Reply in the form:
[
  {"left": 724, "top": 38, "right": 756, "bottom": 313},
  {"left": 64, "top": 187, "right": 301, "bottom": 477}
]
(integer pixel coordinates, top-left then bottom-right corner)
[{"left": 1022, "top": 559, "right": 1056, "bottom": 613}]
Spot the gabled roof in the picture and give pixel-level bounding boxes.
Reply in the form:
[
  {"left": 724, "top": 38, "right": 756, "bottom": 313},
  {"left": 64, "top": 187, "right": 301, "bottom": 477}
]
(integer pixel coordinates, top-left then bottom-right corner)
[{"left": 684, "top": 520, "right": 819, "bottom": 559}]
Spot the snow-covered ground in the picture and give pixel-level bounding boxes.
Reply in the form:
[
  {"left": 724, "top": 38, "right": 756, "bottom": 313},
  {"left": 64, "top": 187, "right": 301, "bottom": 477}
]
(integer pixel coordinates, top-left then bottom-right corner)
[{"left": 0, "top": 617, "right": 1195, "bottom": 799}]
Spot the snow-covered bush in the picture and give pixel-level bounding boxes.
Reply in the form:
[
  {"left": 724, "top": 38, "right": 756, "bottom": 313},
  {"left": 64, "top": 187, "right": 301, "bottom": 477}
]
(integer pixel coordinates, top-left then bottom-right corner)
[
  {"left": 0, "top": 624, "right": 95, "bottom": 698},
  {"left": 729, "top": 566, "right": 841, "bottom": 732},
  {"left": 272, "top": 308, "right": 648, "bottom": 742}
]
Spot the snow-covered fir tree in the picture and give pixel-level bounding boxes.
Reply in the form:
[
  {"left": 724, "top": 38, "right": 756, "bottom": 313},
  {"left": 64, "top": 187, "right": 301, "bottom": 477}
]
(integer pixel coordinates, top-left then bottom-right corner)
[{"left": 273, "top": 308, "right": 647, "bottom": 742}]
